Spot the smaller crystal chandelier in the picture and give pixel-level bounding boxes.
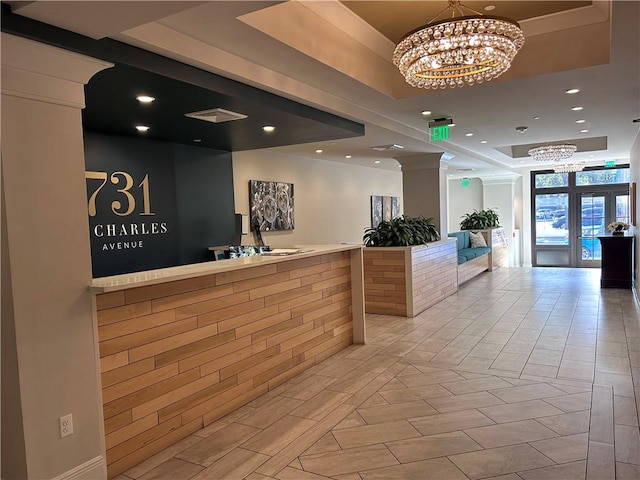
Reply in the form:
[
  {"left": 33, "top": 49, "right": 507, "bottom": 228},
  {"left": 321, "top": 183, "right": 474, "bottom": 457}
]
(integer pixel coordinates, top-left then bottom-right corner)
[
  {"left": 393, "top": 0, "right": 525, "bottom": 89},
  {"left": 528, "top": 144, "right": 578, "bottom": 162},
  {"left": 553, "top": 162, "right": 586, "bottom": 173}
]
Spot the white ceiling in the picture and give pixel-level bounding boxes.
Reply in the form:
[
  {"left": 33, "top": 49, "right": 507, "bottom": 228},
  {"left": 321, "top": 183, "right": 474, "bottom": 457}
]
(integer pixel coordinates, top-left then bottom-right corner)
[{"left": 9, "top": 0, "right": 640, "bottom": 177}]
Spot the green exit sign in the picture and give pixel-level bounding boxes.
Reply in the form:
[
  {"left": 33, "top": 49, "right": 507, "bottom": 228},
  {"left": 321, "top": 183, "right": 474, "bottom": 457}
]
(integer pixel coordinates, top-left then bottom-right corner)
[
  {"left": 461, "top": 178, "right": 471, "bottom": 187},
  {"left": 605, "top": 160, "right": 616, "bottom": 168},
  {"left": 432, "top": 125, "right": 449, "bottom": 141}
]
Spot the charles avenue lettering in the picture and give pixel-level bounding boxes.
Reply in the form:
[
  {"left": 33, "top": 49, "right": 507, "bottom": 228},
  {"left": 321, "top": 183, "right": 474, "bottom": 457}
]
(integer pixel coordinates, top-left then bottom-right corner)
[
  {"left": 93, "top": 222, "right": 168, "bottom": 251},
  {"left": 103, "top": 241, "right": 144, "bottom": 251},
  {"left": 94, "top": 222, "right": 168, "bottom": 237}
]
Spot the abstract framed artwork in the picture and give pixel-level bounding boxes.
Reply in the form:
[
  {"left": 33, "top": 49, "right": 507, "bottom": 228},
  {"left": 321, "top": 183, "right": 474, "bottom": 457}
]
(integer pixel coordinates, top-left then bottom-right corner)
[
  {"left": 249, "top": 180, "right": 294, "bottom": 231},
  {"left": 371, "top": 195, "right": 400, "bottom": 227}
]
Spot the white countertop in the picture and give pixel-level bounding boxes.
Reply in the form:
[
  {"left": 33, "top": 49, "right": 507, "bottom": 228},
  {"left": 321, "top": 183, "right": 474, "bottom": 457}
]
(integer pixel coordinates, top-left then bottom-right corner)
[{"left": 90, "top": 244, "right": 362, "bottom": 293}]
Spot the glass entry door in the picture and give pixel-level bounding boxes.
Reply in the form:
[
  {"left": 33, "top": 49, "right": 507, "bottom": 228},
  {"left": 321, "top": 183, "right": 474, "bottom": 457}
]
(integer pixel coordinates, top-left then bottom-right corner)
[
  {"left": 576, "top": 192, "right": 630, "bottom": 267},
  {"left": 577, "top": 194, "right": 605, "bottom": 267}
]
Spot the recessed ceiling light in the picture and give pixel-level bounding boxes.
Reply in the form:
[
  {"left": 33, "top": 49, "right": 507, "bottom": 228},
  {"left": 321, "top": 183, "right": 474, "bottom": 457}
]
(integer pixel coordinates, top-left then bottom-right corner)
[
  {"left": 345, "top": 155, "right": 352, "bottom": 159},
  {"left": 480, "top": 140, "right": 488, "bottom": 144},
  {"left": 484, "top": 5, "right": 496, "bottom": 11},
  {"left": 374, "top": 160, "right": 381, "bottom": 164},
  {"left": 566, "top": 88, "right": 580, "bottom": 94},
  {"left": 135, "top": 125, "right": 150, "bottom": 132},
  {"left": 533, "top": 116, "right": 540, "bottom": 120},
  {"left": 465, "top": 133, "right": 474, "bottom": 137},
  {"left": 576, "top": 119, "right": 586, "bottom": 124},
  {"left": 580, "top": 129, "right": 589, "bottom": 133},
  {"left": 315, "top": 149, "right": 323, "bottom": 153},
  {"left": 571, "top": 106, "right": 584, "bottom": 111},
  {"left": 262, "top": 125, "right": 275, "bottom": 132},
  {"left": 193, "top": 139, "right": 201, "bottom": 142},
  {"left": 421, "top": 110, "right": 432, "bottom": 116},
  {"left": 136, "top": 95, "right": 155, "bottom": 103}
]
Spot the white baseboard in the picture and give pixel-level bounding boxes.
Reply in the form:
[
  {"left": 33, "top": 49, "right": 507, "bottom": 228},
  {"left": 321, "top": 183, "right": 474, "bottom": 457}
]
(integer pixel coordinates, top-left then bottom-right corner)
[{"left": 53, "top": 456, "right": 105, "bottom": 480}]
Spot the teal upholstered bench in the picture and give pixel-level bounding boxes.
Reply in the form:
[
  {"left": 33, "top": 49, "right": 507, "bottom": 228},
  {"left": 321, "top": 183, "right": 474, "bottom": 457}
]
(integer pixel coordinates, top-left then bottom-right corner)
[{"left": 448, "top": 231, "right": 491, "bottom": 264}]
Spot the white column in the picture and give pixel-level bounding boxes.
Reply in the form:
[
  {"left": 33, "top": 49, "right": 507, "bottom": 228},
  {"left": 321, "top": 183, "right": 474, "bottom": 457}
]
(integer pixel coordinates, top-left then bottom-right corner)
[
  {"left": 397, "top": 153, "right": 449, "bottom": 236},
  {"left": 1, "top": 33, "right": 112, "bottom": 480}
]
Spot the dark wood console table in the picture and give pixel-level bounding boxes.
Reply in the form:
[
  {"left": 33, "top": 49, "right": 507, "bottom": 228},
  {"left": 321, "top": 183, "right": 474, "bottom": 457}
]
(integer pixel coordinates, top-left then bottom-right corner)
[{"left": 598, "top": 235, "right": 634, "bottom": 288}]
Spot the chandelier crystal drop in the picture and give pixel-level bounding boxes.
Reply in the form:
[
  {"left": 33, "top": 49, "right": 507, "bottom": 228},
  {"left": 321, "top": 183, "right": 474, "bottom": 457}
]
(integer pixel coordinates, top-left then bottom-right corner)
[
  {"left": 553, "top": 162, "right": 586, "bottom": 173},
  {"left": 393, "top": 0, "right": 524, "bottom": 89},
  {"left": 528, "top": 144, "right": 578, "bottom": 162}
]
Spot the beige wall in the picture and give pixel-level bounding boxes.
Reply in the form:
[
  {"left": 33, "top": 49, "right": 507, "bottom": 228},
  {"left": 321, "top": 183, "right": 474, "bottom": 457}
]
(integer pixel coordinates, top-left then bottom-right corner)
[
  {"left": 233, "top": 150, "right": 403, "bottom": 246},
  {"left": 448, "top": 178, "right": 483, "bottom": 232},
  {"left": 1, "top": 34, "right": 110, "bottom": 479}
]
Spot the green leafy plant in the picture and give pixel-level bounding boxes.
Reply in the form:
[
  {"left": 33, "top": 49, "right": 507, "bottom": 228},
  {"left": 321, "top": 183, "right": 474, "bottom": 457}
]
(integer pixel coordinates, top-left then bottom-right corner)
[
  {"left": 460, "top": 208, "right": 500, "bottom": 230},
  {"left": 363, "top": 215, "right": 440, "bottom": 247}
]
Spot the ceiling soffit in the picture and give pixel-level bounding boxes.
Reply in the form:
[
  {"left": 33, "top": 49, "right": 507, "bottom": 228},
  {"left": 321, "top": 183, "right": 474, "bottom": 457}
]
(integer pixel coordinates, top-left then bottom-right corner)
[
  {"left": 6, "top": 1, "right": 206, "bottom": 39},
  {"left": 239, "top": 0, "right": 610, "bottom": 100},
  {"left": 500, "top": 136, "right": 608, "bottom": 159},
  {"left": 0, "top": 4, "right": 365, "bottom": 153},
  {"left": 238, "top": 1, "right": 402, "bottom": 99}
]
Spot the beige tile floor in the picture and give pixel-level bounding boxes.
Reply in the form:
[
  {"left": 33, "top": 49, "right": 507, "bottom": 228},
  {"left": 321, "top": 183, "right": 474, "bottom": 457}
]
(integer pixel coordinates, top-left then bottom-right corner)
[{"left": 115, "top": 267, "right": 640, "bottom": 480}]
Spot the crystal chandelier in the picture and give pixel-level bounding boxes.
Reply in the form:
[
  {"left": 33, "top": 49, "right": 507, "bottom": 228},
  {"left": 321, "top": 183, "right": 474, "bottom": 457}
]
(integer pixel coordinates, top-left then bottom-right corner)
[
  {"left": 392, "top": 0, "right": 525, "bottom": 89},
  {"left": 553, "top": 163, "right": 586, "bottom": 173},
  {"left": 528, "top": 144, "right": 578, "bottom": 162}
]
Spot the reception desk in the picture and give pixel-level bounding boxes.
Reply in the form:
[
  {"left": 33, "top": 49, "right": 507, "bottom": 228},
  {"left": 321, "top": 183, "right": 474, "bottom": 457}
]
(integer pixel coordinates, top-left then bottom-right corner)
[{"left": 90, "top": 245, "right": 364, "bottom": 478}]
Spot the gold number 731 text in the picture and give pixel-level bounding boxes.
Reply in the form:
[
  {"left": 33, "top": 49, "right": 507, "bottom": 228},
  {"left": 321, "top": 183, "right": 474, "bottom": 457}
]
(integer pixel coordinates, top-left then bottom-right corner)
[{"left": 85, "top": 171, "right": 154, "bottom": 217}]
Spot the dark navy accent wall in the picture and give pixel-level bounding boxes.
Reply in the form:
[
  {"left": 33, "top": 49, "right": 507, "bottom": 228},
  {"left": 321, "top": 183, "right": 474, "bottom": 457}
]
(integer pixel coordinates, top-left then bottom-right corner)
[
  {"left": 84, "top": 132, "right": 235, "bottom": 277},
  {"left": 173, "top": 143, "right": 236, "bottom": 265}
]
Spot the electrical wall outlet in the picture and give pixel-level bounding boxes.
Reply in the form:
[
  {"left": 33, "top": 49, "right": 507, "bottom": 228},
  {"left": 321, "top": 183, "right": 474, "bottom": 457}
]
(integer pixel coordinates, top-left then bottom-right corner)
[{"left": 59, "top": 414, "right": 73, "bottom": 438}]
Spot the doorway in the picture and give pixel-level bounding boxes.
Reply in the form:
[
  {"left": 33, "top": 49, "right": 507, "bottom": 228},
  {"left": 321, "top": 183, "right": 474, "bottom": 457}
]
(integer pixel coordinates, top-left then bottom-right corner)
[
  {"left": 531, "top": 166, "right": 630, "bottom": 268},
  {"left": 578, "top": 190, "right": 631, "bottom": 266}
]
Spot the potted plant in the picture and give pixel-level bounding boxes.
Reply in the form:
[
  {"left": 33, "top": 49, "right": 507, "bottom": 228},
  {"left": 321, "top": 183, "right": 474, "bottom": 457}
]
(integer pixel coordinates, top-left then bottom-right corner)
[
  {"left": 460, "top": 208, "right": 500, "bottom": 230},
  {"left": 607, "top": 221, "right": 630, "bottom": 236},
  {"left": 363, "top": 215, "right": 439, "bottom": 246}
]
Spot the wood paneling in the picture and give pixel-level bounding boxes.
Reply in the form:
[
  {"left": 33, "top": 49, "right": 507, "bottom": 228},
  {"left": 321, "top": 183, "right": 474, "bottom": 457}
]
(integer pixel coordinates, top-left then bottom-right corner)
[
  {"left": 363, "top": 240, "right": 458, "bottom": 318},
  {"left": 458, "top": 253, "right": 491, "bottom": 285},
  {"left": 409, "top": 240, "right": 458, "bottom": 317},
  {"left": 363, "top": 249, "right": 407, "bottom": 316},
  {"left": 96, "top": 251, "right": 355, "bottom": 478},
  {"left": 489, "top": 228, "right": 508, "bottom": 269}
]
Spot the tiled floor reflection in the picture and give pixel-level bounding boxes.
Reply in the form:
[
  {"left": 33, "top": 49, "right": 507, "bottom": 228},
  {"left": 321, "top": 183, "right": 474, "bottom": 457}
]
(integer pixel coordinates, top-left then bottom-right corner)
[{"left": 115, "top": 267, "right": 640, "bottom": 480}]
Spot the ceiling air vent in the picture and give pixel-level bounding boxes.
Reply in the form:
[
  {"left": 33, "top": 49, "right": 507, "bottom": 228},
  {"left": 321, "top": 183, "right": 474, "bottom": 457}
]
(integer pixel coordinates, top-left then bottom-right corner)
[
  {"left": 371, "top": 144, "right": 404, "bottom": 151},
  {"left": 184, "top": 108, "right": 248, "bottom": 123}
]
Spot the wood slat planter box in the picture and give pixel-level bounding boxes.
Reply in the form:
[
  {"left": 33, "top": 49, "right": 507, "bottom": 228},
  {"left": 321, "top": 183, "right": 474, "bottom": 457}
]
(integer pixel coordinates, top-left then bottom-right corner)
[{"left": 363, "top": 239, "right": 458, "bottom": 317}]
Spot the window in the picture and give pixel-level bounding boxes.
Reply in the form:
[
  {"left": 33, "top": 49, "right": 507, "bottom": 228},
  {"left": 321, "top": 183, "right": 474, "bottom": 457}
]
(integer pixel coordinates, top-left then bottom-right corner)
[
  {"left": 535, "top": 193, "right": 569, "bottom": 246},
  {"left": 534, "top": 172, "right": 568, "bottom": 189},
  {"left": 576, "top": 168, "right": 630, "bottom": 185}
]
